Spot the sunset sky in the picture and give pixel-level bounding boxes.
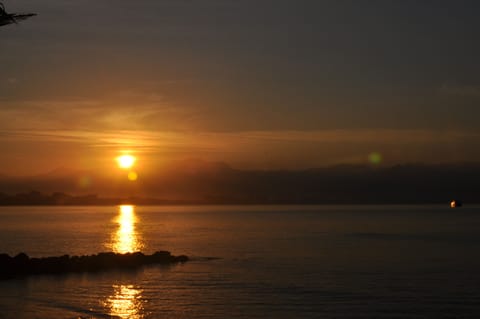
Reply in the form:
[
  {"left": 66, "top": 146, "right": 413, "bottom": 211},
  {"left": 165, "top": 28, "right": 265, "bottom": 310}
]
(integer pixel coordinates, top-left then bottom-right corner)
[{"left": 1, "top": 1, "right": 480, "bottom": 175}]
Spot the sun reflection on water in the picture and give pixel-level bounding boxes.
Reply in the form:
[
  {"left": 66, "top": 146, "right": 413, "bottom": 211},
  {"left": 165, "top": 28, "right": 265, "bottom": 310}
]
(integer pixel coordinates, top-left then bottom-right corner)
[
  {"left": 105, "top": 284, "right": 146, "bottom": 319},
  {"left": 104, "top": 205, "right": 147, "bottom": 318},
  {"left": 112, "top": 205, "right": 144, "bottom": 253}
]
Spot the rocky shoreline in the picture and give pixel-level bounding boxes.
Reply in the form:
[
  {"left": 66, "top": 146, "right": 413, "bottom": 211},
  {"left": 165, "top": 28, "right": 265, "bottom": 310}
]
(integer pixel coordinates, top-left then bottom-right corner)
[{"left": 0, "top": 251, "right": 188, "bottom": 279}]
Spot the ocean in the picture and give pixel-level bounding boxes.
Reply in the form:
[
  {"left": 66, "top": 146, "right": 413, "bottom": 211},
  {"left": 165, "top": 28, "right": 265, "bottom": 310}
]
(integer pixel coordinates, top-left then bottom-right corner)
[{"left": 0, "top": 205, "right": 479, "bottom": 318}]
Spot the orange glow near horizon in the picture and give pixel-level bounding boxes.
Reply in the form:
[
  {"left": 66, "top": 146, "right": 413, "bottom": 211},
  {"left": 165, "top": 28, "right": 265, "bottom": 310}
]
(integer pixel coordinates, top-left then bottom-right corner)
[{"left": 116, "top": 154, "right": 136, "bottom": 169}]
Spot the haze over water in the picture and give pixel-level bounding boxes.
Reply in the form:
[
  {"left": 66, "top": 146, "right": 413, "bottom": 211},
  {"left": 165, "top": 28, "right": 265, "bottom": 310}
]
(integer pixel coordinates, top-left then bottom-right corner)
[{"left": 1, "top": 205, "right": 480, "bottom": 318}]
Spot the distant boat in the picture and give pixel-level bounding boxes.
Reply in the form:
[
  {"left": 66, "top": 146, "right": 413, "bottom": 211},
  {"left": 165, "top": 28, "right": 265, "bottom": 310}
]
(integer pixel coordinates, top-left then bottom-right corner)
[{"left": 450, "top": 199, "right": 463, "bottom": 208}]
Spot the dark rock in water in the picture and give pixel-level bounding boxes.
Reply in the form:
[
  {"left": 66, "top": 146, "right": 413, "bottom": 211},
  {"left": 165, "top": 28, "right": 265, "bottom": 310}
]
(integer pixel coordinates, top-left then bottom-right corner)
[{"left": 0, "top": 251, "right": 188, "bottom": 280}]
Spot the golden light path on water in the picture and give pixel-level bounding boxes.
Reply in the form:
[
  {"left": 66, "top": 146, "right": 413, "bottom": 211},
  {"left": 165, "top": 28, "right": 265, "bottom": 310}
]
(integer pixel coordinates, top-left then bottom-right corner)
[
  {"left": 104, "top": 205, "right": 146, "bottom": 319},
  {"left": 106, "top": 284, "right": 145, "bottom": 319},
  {"left": 113, "top": 205, "right": 144, "bottom": 254}
]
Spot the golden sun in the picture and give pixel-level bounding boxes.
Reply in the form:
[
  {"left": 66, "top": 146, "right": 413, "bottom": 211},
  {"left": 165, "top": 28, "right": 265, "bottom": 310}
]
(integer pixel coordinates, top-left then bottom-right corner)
[{"left": 116, "top": 155, "right": 136, "bottom": 169}]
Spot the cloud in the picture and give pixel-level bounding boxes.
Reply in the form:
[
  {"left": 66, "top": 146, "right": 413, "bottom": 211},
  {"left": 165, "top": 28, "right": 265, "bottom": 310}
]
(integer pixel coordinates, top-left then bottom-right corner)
[
  {"left": 1, "top": 128, "right": 475, "bottom": 145},
  {"left": 1, "top": 128, "right": 478, "bottom": 168},
  {"left": 0, "top": 89, "right": 193, "bottom": 131}
]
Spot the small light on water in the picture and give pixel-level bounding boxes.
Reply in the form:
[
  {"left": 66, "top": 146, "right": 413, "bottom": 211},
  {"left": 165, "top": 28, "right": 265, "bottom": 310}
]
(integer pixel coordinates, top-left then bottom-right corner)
[{"left": 450, "top": 199, "right": 462, "bottom": 208}]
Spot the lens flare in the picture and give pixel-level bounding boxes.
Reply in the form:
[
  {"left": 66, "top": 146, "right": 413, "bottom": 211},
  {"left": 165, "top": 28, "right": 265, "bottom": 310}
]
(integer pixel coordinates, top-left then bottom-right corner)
[
  {"left": 128, "top": 171, "right": 138, "bottom": 181},
  {"left": 368, "top": 152, "right": 382, "bottom": 165}
]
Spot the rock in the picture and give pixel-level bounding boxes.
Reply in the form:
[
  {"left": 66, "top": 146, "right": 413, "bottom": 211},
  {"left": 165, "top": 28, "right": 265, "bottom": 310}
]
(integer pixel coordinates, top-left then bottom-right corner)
[{"left": 0, "top": 251, "right": 188, "bottom": 280}]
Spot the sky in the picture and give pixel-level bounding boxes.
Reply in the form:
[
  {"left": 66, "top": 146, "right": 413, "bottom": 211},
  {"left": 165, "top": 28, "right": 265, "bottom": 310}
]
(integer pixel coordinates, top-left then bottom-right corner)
[{"left": 1, "top": 0, "right": 480, "bottom": 175}]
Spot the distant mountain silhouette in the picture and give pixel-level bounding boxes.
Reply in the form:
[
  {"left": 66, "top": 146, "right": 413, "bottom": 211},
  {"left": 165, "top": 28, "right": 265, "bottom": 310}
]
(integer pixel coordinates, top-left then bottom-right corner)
[{"left": 0, "top": 161, "right": 479, "bottom": 204}]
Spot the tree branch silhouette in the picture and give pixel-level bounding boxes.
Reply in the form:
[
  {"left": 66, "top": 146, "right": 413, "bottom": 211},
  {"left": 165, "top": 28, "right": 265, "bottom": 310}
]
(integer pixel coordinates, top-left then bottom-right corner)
[{"left": 0, "top": 2, "right": 36, "bottom": 27}]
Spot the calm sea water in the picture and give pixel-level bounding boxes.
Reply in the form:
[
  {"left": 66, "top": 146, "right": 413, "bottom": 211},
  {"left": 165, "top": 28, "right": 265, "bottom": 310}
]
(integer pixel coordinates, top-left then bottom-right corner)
[{"left": 0, "top": 205, "right": 480, "bottom": 318}]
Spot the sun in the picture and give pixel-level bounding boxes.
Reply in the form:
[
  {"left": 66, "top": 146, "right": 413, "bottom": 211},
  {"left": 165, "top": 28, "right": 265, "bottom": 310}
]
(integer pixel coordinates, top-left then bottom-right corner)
[{"left": 116, "top": 155, "right": 136, "bottom": 169}]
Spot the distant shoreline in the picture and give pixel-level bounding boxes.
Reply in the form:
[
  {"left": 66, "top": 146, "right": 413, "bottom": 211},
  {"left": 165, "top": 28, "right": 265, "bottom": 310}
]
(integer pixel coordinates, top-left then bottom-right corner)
[
  {"left": 0, "top": 191, "right": 477, "bottom": 206},
  {"left": 1, "top": 163, "right": 480, "bottom": 205}
]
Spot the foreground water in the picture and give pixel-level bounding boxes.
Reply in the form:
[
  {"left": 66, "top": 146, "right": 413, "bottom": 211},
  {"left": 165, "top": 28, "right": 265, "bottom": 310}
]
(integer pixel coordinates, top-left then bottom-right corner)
[{"left": 0, "top": 205, "right": 480, "bottom": 318}]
